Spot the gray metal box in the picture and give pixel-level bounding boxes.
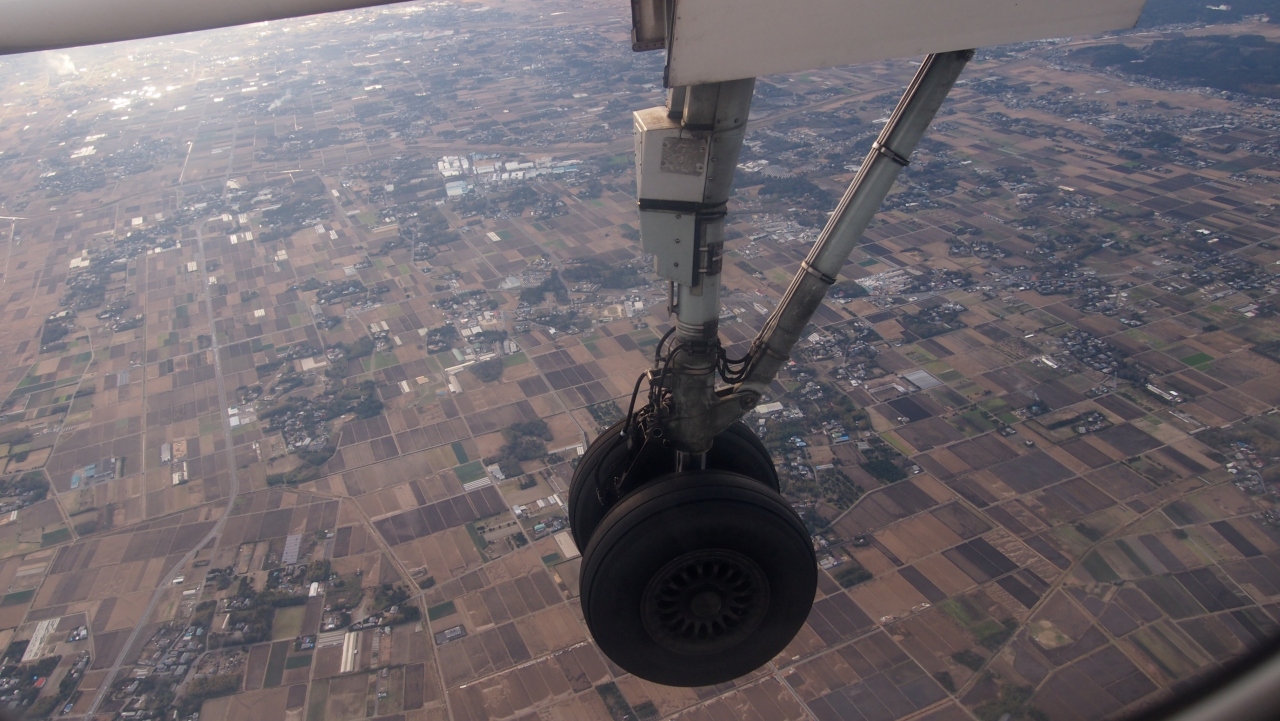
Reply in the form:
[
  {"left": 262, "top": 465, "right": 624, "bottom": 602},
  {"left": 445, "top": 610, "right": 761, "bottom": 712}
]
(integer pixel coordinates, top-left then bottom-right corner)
[
  {"left": 639, "top": 209, "right": 697, "bottom": 286},
  {"left": 634, "top": 107, "right": 709, "bottom": 203}
]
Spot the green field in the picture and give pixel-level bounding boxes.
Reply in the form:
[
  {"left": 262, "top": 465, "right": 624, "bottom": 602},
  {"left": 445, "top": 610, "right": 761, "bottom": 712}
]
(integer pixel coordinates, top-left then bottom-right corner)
[
  {"left": 1114, "top": 540, "right": 1154, "bottom": 576},
  {"left": 41, "top": 528, "right": 71, "bottom": 547},
  {"left": 631, "top": 331, "right": 659, "bottom": 347},
  {"left": 372, "top": 350, "right": 399, "bottom": 370},
  {"left": 951, "top": 410, "right": 995, "bottom": 436},
  {"left": 940, "top": 597, "right": 1016, "bottom": 650},
  {"left": 455, "top": 461, "right": 486, "bottom": 483},
  {"left": 465, "top": 523, "right": 488, "bottom": 553},
  {"left": 451, "top": 442, "right": 469, "bottom": 464},
  {"left": 0, "top": 589, "right": 34, "bottom": 607},
  {"left": 306, "top": 680, "right": 330, "bottom": 721},
  {"left": 1081, "top": 551, "right": 1120, "bottom": 583},
  {"left": 881, "top": 433, "right": 913, "bottom": 456},
  {"left": 272, "top": 606, "right": 306, "bottom": 640},
  {"left": 427, "top": 601, "right": 457, "bottom": 621},
  {"left": 940, "top": 597, "right": 982, "bottom": 627},
  {"left": 263, "top": 641, "right": 289, "bottom": 688}
]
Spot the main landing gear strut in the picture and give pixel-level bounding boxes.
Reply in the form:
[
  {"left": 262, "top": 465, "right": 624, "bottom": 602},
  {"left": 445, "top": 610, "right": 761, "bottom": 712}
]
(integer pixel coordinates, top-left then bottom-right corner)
[{"left": 569, "top": 50, "right": 973, "bottom": 686}]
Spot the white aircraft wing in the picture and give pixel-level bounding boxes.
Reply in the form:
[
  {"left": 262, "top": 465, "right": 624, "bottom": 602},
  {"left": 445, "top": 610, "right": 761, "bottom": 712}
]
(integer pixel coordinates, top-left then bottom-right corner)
[
  {"left": 654, "top": 0, "right": 1147, "bottom": 86},
  {"left": 0, "top": 0, "right": 411, "bottom": 55}
]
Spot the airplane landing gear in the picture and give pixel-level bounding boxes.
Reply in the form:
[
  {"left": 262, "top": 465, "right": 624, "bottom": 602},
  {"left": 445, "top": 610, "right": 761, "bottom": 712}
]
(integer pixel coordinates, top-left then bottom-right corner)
[
  {"left": 576, "top": 470, "right": 816, "bottom": 687},
  {"left": 568, "top": 417, "right": 778, "bottom": 552},
  {"left": 567, "top": 49, "right": 973, "bottom": 687}
]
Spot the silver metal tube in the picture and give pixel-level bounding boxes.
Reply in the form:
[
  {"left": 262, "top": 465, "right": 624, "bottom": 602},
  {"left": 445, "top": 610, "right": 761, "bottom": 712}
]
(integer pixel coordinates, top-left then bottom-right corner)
[
  {"left": 675, "top": 451, "right": 707, "bottom": 472},
  {"left": 676, "top": 277, "right": 721, "bottom": 327},
  {"left": 736, "top": 50, "right": 972, "bottom": 398},
  {"left": 662, "top": 78, "right": 753, "bottom": 453},
  {"left": 670, "top": 79, "right": 749, "bottom": 336}
]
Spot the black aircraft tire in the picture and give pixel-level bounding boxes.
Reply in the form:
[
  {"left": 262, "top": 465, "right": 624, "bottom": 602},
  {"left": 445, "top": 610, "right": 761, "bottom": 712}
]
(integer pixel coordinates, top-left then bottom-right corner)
[
  {"left": 567, "top": 420, "right": 628, "bottom": 552},
  {"left": 566, "top": 419, "right": 666, "bottom": 551},
  {"left": 579, "top": 470, "right": 817, "bottom": 687},
  {"left": 567, "top": 420, "right": 777, "bottom": 551},
  {"left": 705, "top": 420, "right": 779, "bottom": 490}
]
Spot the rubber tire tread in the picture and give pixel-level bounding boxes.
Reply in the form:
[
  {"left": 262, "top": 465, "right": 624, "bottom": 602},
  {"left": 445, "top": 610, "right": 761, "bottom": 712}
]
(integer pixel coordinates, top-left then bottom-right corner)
[
  {"left": 568, "top": 420, "right": 777, "bottom": 550},
  {"left": 579, "top": 470, "right": 817, "bottom": 687}
]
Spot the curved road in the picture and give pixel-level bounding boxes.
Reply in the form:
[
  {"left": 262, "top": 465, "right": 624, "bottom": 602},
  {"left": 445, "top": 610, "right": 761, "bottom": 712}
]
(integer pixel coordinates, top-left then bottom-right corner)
[{"left": 83, "top": 221, "right": 243, "bottom": 717}]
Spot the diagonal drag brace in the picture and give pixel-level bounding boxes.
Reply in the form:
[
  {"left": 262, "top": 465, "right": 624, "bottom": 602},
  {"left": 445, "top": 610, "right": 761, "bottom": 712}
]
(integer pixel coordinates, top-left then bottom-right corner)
[{"left": 733, "top": 49, "right": 974, "bottom": 404}]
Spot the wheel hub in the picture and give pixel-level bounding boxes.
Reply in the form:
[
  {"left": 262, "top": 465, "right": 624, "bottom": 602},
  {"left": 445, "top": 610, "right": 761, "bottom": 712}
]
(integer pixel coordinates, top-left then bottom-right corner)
[{"left": 641, "top": 549, "right": 769, "bottom": 655}]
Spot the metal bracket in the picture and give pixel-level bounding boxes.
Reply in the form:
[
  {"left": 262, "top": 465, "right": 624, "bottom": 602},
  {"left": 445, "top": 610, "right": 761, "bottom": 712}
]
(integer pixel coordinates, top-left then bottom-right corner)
[
  {"left": 638, "top": 209, "right": 699, "bottom": 286},
  {"left": 799, "top": 260, "right": 838, "bottom": 286},
  {"left": 630, "top": 0, "right": 669, "bottom": 51},
  {"left": 871, "top": 140, "right": 911, "bottom": 167}
]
